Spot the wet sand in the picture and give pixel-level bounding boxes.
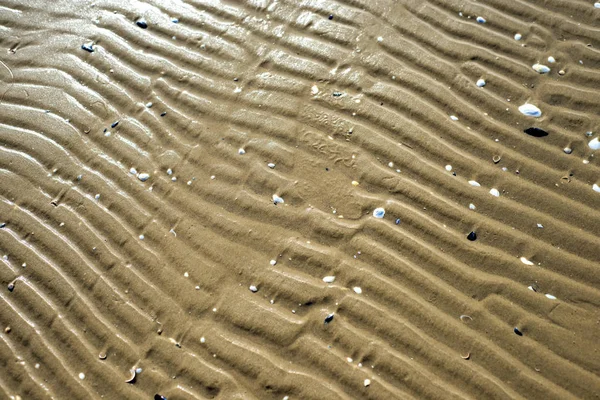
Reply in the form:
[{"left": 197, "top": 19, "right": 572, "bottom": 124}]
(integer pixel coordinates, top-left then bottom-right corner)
[{"left": 1, "top": 0, "right": 599, "bottom": 399}]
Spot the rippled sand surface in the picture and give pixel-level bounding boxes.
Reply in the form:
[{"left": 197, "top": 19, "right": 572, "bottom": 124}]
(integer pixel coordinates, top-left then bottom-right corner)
[{"left": 1, "top": 1, "right": 599, "bottom": 399}]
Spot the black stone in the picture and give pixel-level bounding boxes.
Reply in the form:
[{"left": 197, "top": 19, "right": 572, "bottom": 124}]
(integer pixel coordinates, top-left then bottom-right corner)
[
  {"left": 324, "top": 313, "right": 334, "bottom": 324},
  {"left": 160, "top": 112, "right": 167, "bottom": 117},
  {"left": 7, "top": 282, "right": 14, "bottom": 292},
  {"left": 395, "top": 218, "right": 401, "bottom": 225},
  {"left": 154, "top": 395, "right": 167, "bottom": 400},
  {"left": 467, "top": 231, "right": 477, "bottom": 241},
  {"left": 111, "top": 121, "right": 119, "bottom": 128},
  {"left": 513, "top": 327, "right": 523, "bottom": 336},
  {"left": 136, "top": 19, "right": 148, "bottom": 29},
  {"left": 524, "top": 127, "right": 548, "bottom": 137},
  {"left": 328, "top": 14, "right": 334, "bottom": 20},
  {"left": 81, "top": 43, "right": 94, "bottom": 53},
  {"left": 332, "top": 92, "right": 342, "bottom": 97}
]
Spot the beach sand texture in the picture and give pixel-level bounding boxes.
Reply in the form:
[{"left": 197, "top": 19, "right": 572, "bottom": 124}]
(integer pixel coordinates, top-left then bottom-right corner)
[{"left": 0, "top": 0, "right": 599, "bottom": 399}]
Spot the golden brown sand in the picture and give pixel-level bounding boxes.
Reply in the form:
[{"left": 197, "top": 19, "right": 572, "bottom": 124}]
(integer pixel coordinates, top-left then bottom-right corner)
[{"left": 0, "top": 0, "right": 599, "bottom": 399}]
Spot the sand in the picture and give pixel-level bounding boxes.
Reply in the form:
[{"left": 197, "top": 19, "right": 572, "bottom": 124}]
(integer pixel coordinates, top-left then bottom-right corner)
[{"left": 0, "top": 0, "right": 599, "bottom": 399}]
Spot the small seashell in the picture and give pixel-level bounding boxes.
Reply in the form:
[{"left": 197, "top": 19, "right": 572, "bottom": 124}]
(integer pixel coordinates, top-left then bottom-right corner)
[
  {"left": 372, "top": 207, "right": 385, "bottom": 218},
  {"left": 459, "top": 314, "right": 473, "bottom": 323},
  {"left": 588, "top": 137, "right": 600, "bottom": 150},
  {"left": 445, "top": 165, "right": 452, "bottom": 171},
  {"left": 520, "top": 257, "right": 534, "bottom": 266},
  {"left": 547, "top": 56, "right": 556, "bottom": 63},
  {"left": 476, "top": 16, "right": 486, "bottom": 23},
  {"left": 595, "top": 2, "right": 600, "bottom": 8},
  {"left": 125, "top": 369, "right": 136, "bottom": 383},
  {"left": 270, "top": 259, "right": 277, "bottom": 266},
  {"left": 461, "top": 352, "right": 471, "bottom": 360},
  {"left": 467, "top": 231, "right": 477, "bottom": 241},
  {"left": 593, "top": 184, "right": 600, "bottom": 193},
  {"left": 469, "top": 203, "right": 476, "bottom": 210},
  {"left": 558, "top": 69, "right": 565, "bottom": 76},
  {"left": 98, "top": 352, "right": 107, "bottom": 360},
  {"left": 81, "top": 43, "right": 94, "bottom": 53},
  {"left": 324, "top": 313, "right": 334, "bottom": 324},
  {"left": 79, "top": 372, "right": 86, "bottom": 380},
  {"left": 492, "top": 155, "right": 501, "bottom": 163},
  {"left": 267, "top": 163, "right": 276, "bottom": 169},
  {"left": 272, "top": 194, "right": 284, "bottom": 204},
  {"left": 364, "top": 379, "right": 371, "bottom": 387},
  {"left": 489, "top": 188, "right": 500, "bottom": 197},
  {"left": 351, "top": 180, "right": 359, "bottom": 186},
  {"left": 545, "top": 294, "right": 557, "bottom": 300},
  {"left": 323, "top": 276, "right": 335, "bottom": 283},
  {"left": 514, "top": 33, "right": 522, "bottom": 40},
  {"left": 518, "top": 104, "right": 542, "bottom": 117},
  {"left": 138, "top": 173, "right": 150, "bottom": 182},
  {"left": 537, "top": 223, "right": 543, "bottom": 228},
  {"left": 513, "top": 327, "right": 523, "bottom": 336},
  {"left": 450, "top": 115, "right": 459, "bottom": 121},
  {"left": 353, "top": 287, "right": 362, "bottom": 294},
  {"left": 476, "top": 78, "right": 486, "bottom": 87},
  {"left": 129, "top": 167, "right": 137, "bottom": 175},
  {"left": 468, "top": 180, "right": 481, "bottom": 187},
  {"left": 238, "top": 148, "right": 246, "bottom": 155},
  {"left": 532, "top": 64, "right": 550, "bottom": 74},
  {"left": 563, "top": 147, "right": 572, "bottom": 154},
  {"left": 249, "top": 285, "right": 258, "bottom": 293},
  {"left": 311, "top": 85, "right": 319, "bottom": 95}
]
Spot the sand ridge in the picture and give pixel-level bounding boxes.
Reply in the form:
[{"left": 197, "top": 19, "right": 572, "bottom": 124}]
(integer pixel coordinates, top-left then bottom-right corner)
[{"left": 0, "top": 0, "right": 599, "bottom": 399}]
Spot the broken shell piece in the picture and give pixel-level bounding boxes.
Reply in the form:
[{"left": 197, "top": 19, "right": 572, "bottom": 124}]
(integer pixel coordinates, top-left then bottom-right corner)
[
  {"left": 545, "top": 294, "right": 557, "bottom": 300},
  {"left": 489, "top": 188, "right": 500, "bottom": 197},
  {"left": 468, "top": 180, "right": 481, "bottom": 187},
  {"left": 125, "top": 369, "right": 136, "bottom": 384},
  {"left": 593, "top": 184, "right": 600, "bottom": 193},
  {"left": 476, "top": 78, "right": 486, "bottom": 87},
  {"left": 353, "top": 287, "right": 362, "bottom": 294},
  {"left": 588, "top": 137, "right": 600, "bottom": 150},
  {"left": 532, "top": 64, "right": 550, "bottom": 74},
  {"left": 459, "top": 314, "right": 473, "bottom": 323},
  {"left": 372, "top": 207, "right": 385, "bottom": 218},
  {"left": 492, "top": 155, "right": 501, "bottom": 163},
  {"left": 520, "top": 257, "right": 534, "bottom": 265},
  {"left": 272, "top": 194, "right": 284, "bottom": 204},
  {"left": 461, "top": 352, "right": 471, "bottom": 360},
  {"left": 98, "top": 352, "right": 107, "bottom": 360},
  {"left": 138, "top": 173, "right": 150, "bottom": 182},
  {"left": 519, "top": 104, "right": 542, "bottom": 117},
  {"left": 364, "top": 379, "right": 371, "bottom": 387},
  {"left": 323, "top": 276, "right": 335, "bottom": 283},
  {"left": 563, "top": 147, "right": 572, "bottom": 154}
]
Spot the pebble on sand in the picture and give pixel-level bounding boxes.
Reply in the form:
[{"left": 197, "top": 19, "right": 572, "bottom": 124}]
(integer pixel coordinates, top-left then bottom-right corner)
[
  {"left": 272, "top": 194, "right": 284, "bottom": 204},
  {"left": 595, "top": 2, "right": 600, "bottom": 8},
  {"left": 373, "top": 207, "right": 385, "bottom": 218},
  {"left": 514, "top": 33, "right": 522, "bottom": 40},
  {"left": 467, "top": 231, "right": 477, "bottom": 241},
  {"left": 518, "top": 104, "right": 542, "bottom": 117},
  {"left": 469, "top": 203, "right": 476, "bottom": 210},
  {"left": 249, "top": 285, "right": 258, "bottom": 293},
  {"left": 81, "top": 43, "right": 94, "bottom": 52},
  {"left": 353, "top": 287, "right": 362, "bottom": 294},
  {"left": 136, "top": 19, "right": 148, "bottom": 29},
  {"left": 547, "top": 56, "right": 556, "bottom": 63},
  {"left": 476, "top": 78, "right": 486, "bottom": 87},
  {"left": 238, "top": 148, "right": 246, "bottom": 155},
  {"left": 267, "top": 163, "right": 276, "bottom": 169},
  {"left": 450, "top": 115, "right": 459, "bottom": 121},
  {"left": 270, "top": 259, "right": 277, "bottom": 266},
  {"left": 364, "top": 379, "right": 371, "bottom": 387},
  {"left": 563, "top": 147, "right": 572, "bottom": 154},
  {"left": 514, "top": 327, "right": 523, "bottom": 336},
  {"left": 532, "top": 64, "right": 550, "bottom": 74},
  {"left": 138, "top": 173, "right": 150, "bottom": 182},
  {"left": 476, "top": 16, "right": 486, "bottom": 23},
  {"left": 588, "top": 137, "right": 600, "bottom": 150},
  {"left": 593, "top": 184, "right": 600, "bottom": 193},
  {"left": 545, "top": 294, "right": 557, "bottom": 300},
  {"left": 489, "top": 188, "right": 500, "bottom": 197},
  {"left": 520, "top": 257, "right": 534, "bottom": 266},
  {"left": 468, "top": 180, "right": 481, "bottom": 187},
  {"left": 324, "top": 313, "right": 334, "bottom": 324},
  {"left": 79, "top": 372, "right": 85, "bottom": 380},
  {"left": 323, "top": 276, "right": 335, "bottom": 283},
  {"left": 445, "top": 165, "right": 452, "bottom": 171}
]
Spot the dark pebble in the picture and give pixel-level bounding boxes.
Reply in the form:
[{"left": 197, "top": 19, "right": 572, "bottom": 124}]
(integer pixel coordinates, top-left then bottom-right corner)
[
  {"left": 8, "top": 282, "right": 15, "bottom": 292},
  {"left": 513, "top": 327, "right": 523, "bottom": 336},
  {"left": 81, "top": 44, "right": 94, "bottom": 53},
  {"left": 154, "top": 395, "right": 167, "bottom": 400},
  {"left": 171, "top": 18, "right": 179, "bottom": 23},
  {"left": 0, "top": 222, "right": 5, "bottom": 228},
  {"left": 160, "top": 112, "right": 167, "bottom": 117},
  {"left": 467, "top": 231, "right": 477, "bottom": 241},
  {"left": 111, "top": 121, "right": 119, "bottom": 128},
  {"left": 524, "top": 127, "right": 548, "bottom": 137},
  {"left": 324, "top": 313, "right": 334, "bottom": 324},
  {"left": 329, "top": 14, "right": 334, "bottom": 20},
  {"left": 136, "top": 19, "right": 148, "bottom": 29},
  {"left": 395, "top": 219, "right": 401, "bottom": 225},
  {"left": 332, "top": 92, "right": 342, "bottom": 97}
]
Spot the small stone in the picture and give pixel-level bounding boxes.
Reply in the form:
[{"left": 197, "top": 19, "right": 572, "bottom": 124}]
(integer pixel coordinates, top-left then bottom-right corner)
[
  {"left": 537, "top": 223, "right": 543, "bottom": 228},
  {"left": 249, "top": 285, "right": 258, "bottom": 293},
  {"left": 558, "top": 69, "right": 565, "bottom": 76},
  {"left": 136, "top": 19, "right": 148, "bottom": 29},
  {"left": 595, "top": 2, "right": 600, "bottom": 8},
  {"left": 7, "top": 282, "right": 15, "bottom": 291},
  {"left": 593, "top": 183, "right": 600, "bottom": 193},
  {"left": 468, "top": 180, "right": 481, "bottom": 187},
  {"left": 489, "top": 188, "right": 500, "bottom": 197},
  {"left": 469, "top": 203, "right": 476, "bottom": 210},
  {"left": 138, "top": 173, "right": 150, "bottom": 182},
  {"left": 588, "top": 137, "right": 600, "bottom": 150},
  {"left": 364, "top": 379, "right": 371, "bottom": 387},
  {"left": 351, "top": 180, "right": 359, "bottom": 186},
  {"left": 311, "top": 85, "right": 319, "bottom": 95},
  {"left": 532, "top": 64, "right": 550, "bottom": 74},
  {"left": 4, "top": 326, "right": 10, "bottom": 333},
  {"left": 267, "top": 163, "right": 276, "bottom": 169},
  {"left": 129, "top": 167, "right": 137, "bottom": 175},
  {"left": 324, "top": 313, "right": 334, "bottom": 324},
  {"left": 476, "top": 78, "right": 486, "bottom": 87},
  {"left": 493, "top": 155, "right": 501, "bottom": 163},
  {"left": 353, "top": 287, "right": 362, "bottom": 294},
  {"left": 513, "top": 327, "right": 523, "bottom": 336},
  {"left": 545, "top": 294, "right": 557, "bottom": 300},
  {"left": 81, "top": 43, "right": 94, "bottom": 52},
  {"left": 467, "top": 231, "right": 477, "bottom": 241},
  {"left": 445, "top": 165, "right": 452, "bottom": 171},
  {"left": 395, "top": 218, "right": 401, "bottom": 224},
  {"left": 476, "top": 16, "right": 486, "bottom": 23},
  {"left": 518, "top": 104, "right": 542, "bottom": 117},
  {"left": 329, "top": 14, "right": 334, "bottom": 20},
  {"left": 111, "top": 121, "right": 119, "bottom": 128},
  {"left": 450, "top": 115, "right": 458, "bottom": 121},
  {"left": 272, "top": 194, "right": 284, "bottom": 204},
  {"left": 238, "top": 148, "right": 245, "bottom": 155},
  {"left": 514, "top": 33, "right": 522, "bottom": 40},
  {"left": 270, "top": 259, "right": 277, "bottom": 266},
  {"left": 79, "top": 372, "right": 85, "bottom": 380},
  {"left": 200, "top": 337, "right": 206, "bottom": 343},
  {"left": 547, "top": 56, "right": 556, "bottom": 63},
  {"left": 372, "top": 207, "right": 385, "bottom": 218},
  {"left": 323, "top": 276, "right": 335, "bottom": 283},
  {"left": 171, "top": 18, "right": 179, "bottom": 23},
  {"left": 563, "top": 147, "right": 572, "bottom": 154}
]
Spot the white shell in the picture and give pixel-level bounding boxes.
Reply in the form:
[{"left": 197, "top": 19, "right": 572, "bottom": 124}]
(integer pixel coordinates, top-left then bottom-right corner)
[
  {"left": 489, "top": 188, "right": 500, "bottom": 197},
  {"left": 249, "top": 285, "right": 258, "bottom": 292},
  {"left": 129, "top": 167, "right": 137, "bottom": 175},
  {"left": 588, "top": 137, "right": 600, "bottom": 150},
  {"left": 520, "top": 257, "right": 534, "bottom": 266},
  {"left": 514, "top": 33, "right": 522, "bottom": 40},
  {"left": 238, "top": 148, "right": 246, "bottom": 155},
  {"left": 270, "top": 259, "right": 277, "bottom": 266},
  {"left": 518, "top": 104, "right": 542, "bottom": 117},
  {"left": 469, "top": 203, "right": 476, "bottom": 210},
  {"left": 353, "top": 287, "right": 362, "bottom": 294},
  {"left": 445, "top": 165, "right": 452, "bottom": 171},
  {"left": 267, "top": 163, "right": 276, "bottom": 168},
  {"left": 545, "top": 294, "right": 557, "bottom": 300},
  {"left": 311, "top": 85, "right": 319, "bottom": 95},
  {"left": 468, "top": 180, "right": 481, "bottom": 187},
  {"left": 450, "top": 115, "right": 459, "bottom": 121},
  {"left": 593, "top": 184, "right": 600, "bottom": 193},
  {"left": 272, "top": 194, "right": 284, "bottom": 204},
  {"left": 547, "top": 56, "right": 556, "bottom": 63},
  {"left": 532, "top": 64, "right": 550, "bottom": 74},
  {"left": 537, "top": 223, "right": 543, "bottom": 228},
  {"left": 138, "top": 173, "right": 150, "bottom": 182},
  {"left": 476, "top": 16, "right": 486, "bottom": 23},
  {"left": 476, "top": 78, "right": 486, "bottom": 87},
  {"left": 323, "top": 276, "right": 335, "bottom": 283},
  {"left": 364, "top": 379, "right": 371, "bottom": 387},
  {"left": 373, "top": 207, "right": 385, "bottom": 218}
]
